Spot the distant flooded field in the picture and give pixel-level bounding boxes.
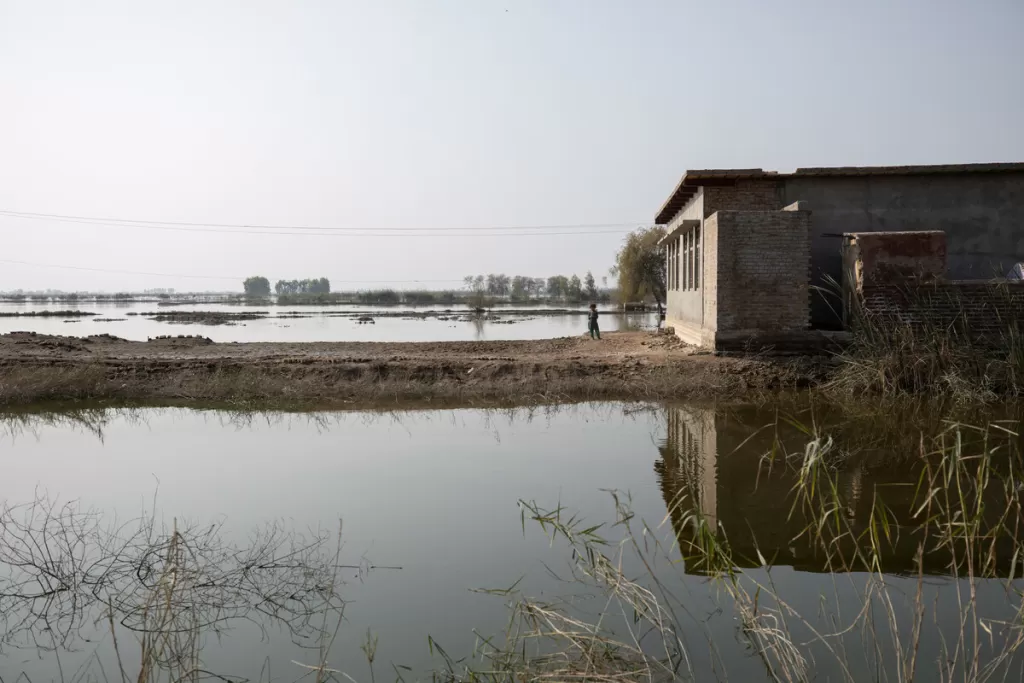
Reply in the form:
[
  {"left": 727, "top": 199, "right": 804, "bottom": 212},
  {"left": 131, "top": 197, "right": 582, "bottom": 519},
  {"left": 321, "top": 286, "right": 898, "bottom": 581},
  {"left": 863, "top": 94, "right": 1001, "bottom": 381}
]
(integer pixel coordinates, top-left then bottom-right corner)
[
  {"left": 0, "top": 301, "right": 656, "bottom": 342},
  {"left": 2, "top": 398, "right": 1024, "bottom": 681}
]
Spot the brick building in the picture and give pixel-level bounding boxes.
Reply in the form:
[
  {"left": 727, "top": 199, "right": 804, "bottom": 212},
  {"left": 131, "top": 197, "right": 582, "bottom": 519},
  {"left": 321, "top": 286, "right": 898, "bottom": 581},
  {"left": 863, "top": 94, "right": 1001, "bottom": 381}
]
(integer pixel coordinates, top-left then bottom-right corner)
[{"left": 655, "top": 163, "right": 1024, "bottom": 349}]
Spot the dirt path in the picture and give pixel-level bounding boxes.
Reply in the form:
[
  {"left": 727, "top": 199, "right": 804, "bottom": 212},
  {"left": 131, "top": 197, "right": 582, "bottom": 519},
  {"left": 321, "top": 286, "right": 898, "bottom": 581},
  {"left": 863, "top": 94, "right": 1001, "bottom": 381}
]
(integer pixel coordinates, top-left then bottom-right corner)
[{"left": 0, "top": 331, "right": 831, "bottom": 407}]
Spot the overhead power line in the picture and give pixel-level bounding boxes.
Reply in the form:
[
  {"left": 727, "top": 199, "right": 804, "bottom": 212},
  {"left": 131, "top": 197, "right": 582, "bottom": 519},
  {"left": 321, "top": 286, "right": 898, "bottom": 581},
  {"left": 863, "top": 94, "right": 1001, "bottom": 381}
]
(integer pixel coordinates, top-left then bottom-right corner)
[
  {"left": 0, "top": 258, "right": 468, "bottom": 284},
  {"left": 0, "top": 209, "right": 322, "bottom": 230},
  {"left": 0, "top": 209, "right": 647, "bottom": 236}
]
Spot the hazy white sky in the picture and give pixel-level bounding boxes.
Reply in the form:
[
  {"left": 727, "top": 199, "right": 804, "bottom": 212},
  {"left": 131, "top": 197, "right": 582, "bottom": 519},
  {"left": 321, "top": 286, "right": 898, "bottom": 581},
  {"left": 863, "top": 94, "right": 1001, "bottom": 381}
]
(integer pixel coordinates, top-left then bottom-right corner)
[{"left": 2, "top": 0, "right": 1022, "bottom": 292}]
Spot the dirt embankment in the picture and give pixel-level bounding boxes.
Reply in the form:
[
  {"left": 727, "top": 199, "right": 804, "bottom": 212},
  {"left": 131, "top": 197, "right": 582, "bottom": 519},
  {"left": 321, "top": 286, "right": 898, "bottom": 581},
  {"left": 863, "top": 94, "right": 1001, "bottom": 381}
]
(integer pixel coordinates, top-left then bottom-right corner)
[{"left": 0, "top": 332, "right": 834, "bottom": 407}]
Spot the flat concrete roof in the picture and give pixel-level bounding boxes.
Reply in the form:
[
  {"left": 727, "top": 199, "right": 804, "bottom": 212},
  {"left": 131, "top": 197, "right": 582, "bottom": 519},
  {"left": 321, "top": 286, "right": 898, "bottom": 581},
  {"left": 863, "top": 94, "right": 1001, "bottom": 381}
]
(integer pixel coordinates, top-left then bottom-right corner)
[{"left": 654, "top": 162, "right": 1024, "bottom": 225}]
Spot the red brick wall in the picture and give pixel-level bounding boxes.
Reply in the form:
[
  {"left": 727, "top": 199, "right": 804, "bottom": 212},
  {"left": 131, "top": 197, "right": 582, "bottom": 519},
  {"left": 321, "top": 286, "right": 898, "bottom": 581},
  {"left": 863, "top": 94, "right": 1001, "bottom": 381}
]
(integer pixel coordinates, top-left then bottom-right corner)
[
  {"left": 857, "top": 281, "right": 1024, "bottom": 346},
  {"left": 704, "top": 209, "right": 810, "bottom": 336},
  {"left": 851, "top": 231, "right": 947, "bottom": 287}
]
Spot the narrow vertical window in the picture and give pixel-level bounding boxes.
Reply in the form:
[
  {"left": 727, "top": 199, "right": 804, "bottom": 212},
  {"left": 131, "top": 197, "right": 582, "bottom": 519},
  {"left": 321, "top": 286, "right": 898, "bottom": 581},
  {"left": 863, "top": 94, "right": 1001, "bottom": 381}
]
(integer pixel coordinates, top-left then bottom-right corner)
[
  {"left": 682, "top": 232, "right": 688, "bottom": 291},
  {"left": 694, "top": 228, "right": 701, "bottom": 290},
  {"left": 675, "top": 237, "right": 684, "bottom": 290},
  {"left": 667, "top": 241, "right": 672, "bottom": 291},
  {"left": 671, "top": 240, "right": 676, "bottom": 290},
  {"left": 687, "top": 230, "right": 694, "bottom": 290},
  {"left": 674, "top": 238, "right": 679, "bottom": 291}
]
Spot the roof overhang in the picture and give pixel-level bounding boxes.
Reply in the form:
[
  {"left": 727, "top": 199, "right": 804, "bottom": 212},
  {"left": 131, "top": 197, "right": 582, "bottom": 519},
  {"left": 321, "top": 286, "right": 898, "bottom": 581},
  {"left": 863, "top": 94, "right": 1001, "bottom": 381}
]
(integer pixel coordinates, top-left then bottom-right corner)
[
  {"left": 658, "top": 220, "right": 700, "bottom": 246},
  {"left": 653, "top": 162, "right": 1024, "bottom": 226},
  {"left": 654, "top": 169, "right": 775, "bottom": 225}
]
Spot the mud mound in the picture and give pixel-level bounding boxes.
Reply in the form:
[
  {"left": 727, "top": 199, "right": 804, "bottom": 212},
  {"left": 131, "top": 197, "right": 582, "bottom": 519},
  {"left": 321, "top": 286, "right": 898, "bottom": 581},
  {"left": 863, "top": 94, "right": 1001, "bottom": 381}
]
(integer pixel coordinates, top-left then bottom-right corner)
[
  {"left": 138, "top": 311, "right": 269, "bottom": 326},
  {"left": 146, "top": 335, "right": 215, "bottom": 346}
]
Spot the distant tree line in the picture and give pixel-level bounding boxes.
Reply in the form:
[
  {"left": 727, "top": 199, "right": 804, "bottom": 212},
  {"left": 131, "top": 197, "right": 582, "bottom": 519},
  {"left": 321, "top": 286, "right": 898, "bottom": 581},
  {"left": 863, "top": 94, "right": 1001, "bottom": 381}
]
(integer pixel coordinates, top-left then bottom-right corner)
[
  {"left": 463, "top": 271, "right": 605, "bottom": 303},
  {"left": 274, "top": 278, "right": 330, "bottom": 295},
  {"left": 242, "top": 276, "right": 330, "bottom": 297}
]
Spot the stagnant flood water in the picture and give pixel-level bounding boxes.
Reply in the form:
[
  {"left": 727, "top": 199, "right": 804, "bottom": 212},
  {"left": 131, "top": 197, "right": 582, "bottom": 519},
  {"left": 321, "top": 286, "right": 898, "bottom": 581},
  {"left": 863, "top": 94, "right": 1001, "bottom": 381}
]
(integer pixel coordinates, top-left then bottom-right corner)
[
  {"left": 0, "top": 301, "right": 657, "bottom": 342},
  {"left": 1, "top": 400, "right": 1023, "bottom": 681}
]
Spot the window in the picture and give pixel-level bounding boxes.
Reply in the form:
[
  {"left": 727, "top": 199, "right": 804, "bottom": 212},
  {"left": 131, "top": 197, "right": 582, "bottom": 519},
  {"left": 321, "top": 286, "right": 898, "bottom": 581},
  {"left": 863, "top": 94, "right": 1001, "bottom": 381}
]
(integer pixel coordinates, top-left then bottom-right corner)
[
  {"left": 681, "top": 234, "right": 687, "bottom": 290},
  {"left": 688, "top": 230, "right": 694, "bottom": 290},
  {"left": 667, "top": 239, "right": 675, "bottom": 290},
  {"left": 666, "top": 241, "right": 671, "bottom": 291},
  {"left": 694, "top": 227, "right": 701, "bottom": 290},
  {"left": 675, "top": 238, "right": 680, "bottom": 290},
  {"left": 677, "top": 235, "right": 683, "bottom": 291},
  {"left": 671, "top": 239, "right": 677, "bottom": 291},
  {"left": 674, "top": 227, "right": 702, "bottom": 292}
]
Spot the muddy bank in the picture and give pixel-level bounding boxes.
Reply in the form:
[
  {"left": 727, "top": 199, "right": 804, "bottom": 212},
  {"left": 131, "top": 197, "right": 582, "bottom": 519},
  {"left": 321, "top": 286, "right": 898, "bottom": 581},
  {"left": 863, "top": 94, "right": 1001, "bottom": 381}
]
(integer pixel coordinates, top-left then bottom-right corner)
[
  {"left": 122, "top": 309, "right": 602, "bottom": 325},
  {"left": 129, "top": 311, "right": 270, "bottom": 325},
  {"left": 0, "top": 310, "right": 98, "bottom": 318},
  {"left": 0, "top": 332, "right": 833, "bottom": 406}
]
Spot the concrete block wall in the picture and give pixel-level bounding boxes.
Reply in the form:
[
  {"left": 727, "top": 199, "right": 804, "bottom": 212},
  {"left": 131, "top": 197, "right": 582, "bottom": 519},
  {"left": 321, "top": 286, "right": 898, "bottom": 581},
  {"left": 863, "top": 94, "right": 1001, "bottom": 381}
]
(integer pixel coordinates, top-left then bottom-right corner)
[
  {"left": 781, "top": 171, "right": 1024, "bottom": 329},
  {"left": 703, "top": 208, "right": 811, "bottom": 344}
]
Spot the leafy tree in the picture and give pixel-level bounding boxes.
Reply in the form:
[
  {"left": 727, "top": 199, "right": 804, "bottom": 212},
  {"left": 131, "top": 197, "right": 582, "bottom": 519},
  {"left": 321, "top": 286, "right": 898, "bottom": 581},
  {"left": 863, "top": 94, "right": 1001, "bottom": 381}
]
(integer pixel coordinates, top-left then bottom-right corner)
[
  {"left": 510, "top": 276, "right": 530, "bottom": 301},
  {"left": 243, "top": 276, "right": 271, "bottom": 296},
  {"left": 612, "top": 226, "right": 667, "bottom": 314},
  {"left": 584, "top": 271, "right": 598, "bottom": 300},
  {"left": 567, "top": 274, "right": 583, "bottom": 302},
  {"left": 464, "top": 275, "right": 486, "bottom": 293},
  {"left": 546, "top": 275, "right": 568, "bottom": 299},
  {"left": 486, "top": 273, "right": 511, "bottom": 297}
]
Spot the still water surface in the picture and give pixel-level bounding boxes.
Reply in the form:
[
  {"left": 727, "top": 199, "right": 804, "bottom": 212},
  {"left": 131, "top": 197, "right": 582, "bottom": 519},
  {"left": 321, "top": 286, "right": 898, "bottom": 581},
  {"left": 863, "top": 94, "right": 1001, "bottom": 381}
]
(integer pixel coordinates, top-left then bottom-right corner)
[
  {"left": 1, "top": 401, "right": 1022, "bottom": 681},
  {"left": 0, "top": 301, "right": 655, "bottom": 342}
]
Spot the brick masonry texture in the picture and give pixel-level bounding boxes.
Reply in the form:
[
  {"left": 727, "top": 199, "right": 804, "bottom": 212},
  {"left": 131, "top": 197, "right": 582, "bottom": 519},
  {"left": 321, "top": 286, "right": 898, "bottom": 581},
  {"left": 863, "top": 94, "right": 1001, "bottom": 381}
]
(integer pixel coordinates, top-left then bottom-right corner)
[
  {"left": 859, "top": 282, "right": 1024, "bottom": 346},
  {"left": 705, "top": 210, "right": 810, "bottom": 335},
  {"left": 703, "top": 180, "right": 784, "bottom": 216}
]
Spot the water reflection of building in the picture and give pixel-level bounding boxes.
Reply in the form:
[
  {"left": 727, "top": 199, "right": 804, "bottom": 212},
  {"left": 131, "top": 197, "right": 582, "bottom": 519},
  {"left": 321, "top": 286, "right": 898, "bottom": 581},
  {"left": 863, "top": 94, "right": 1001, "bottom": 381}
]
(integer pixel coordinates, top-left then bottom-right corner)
[{"left": 656, "top": 406, "right": 1017, "bottom": 577}]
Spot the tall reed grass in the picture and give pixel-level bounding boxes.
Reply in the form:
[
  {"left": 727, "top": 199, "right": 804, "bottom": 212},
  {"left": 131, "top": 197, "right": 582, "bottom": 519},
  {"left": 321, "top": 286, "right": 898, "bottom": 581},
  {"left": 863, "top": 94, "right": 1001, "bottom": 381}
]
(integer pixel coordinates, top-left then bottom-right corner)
[
  {"left": 423, "top": 418, "right": 1024, "bottom": 682},
  {"left": 827, "top": 277, "right": 1024, "bottom": 400}
]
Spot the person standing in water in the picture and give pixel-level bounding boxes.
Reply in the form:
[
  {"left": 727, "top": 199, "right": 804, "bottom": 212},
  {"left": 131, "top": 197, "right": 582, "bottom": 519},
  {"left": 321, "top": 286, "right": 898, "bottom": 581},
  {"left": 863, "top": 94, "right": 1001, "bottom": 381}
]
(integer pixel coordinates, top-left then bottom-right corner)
[{"left": 588, "top": 303, "right": 601, "bottom": 340}]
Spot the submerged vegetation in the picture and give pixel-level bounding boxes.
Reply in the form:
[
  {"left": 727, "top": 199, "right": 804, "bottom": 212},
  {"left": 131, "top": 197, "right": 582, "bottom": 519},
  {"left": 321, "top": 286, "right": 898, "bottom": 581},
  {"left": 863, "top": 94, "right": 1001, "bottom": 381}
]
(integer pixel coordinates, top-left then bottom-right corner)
[
  {"left": 5, "top": 402, "right": 1024, "bottom": 681},
  {"left": 0, "top": 492, "right": 358, "bottom": 682},
  {"left": 425, "top": 415, "right": 1024, "bottom": 682}
]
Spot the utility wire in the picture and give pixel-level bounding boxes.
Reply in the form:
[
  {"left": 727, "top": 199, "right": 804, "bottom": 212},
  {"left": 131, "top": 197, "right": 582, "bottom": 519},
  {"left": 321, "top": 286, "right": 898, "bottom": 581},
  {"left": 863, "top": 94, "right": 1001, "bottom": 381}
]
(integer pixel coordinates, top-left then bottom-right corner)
[
  {"left": 0, "top": 258, "right": 468, "bottom": 283},
  {"left": 0, "top": 209, "right": 646, "bottom": 235},
  {"left": 0, "top": 213, "right": 633, "bottom": 237}
]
